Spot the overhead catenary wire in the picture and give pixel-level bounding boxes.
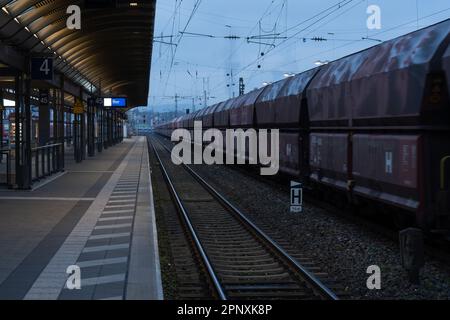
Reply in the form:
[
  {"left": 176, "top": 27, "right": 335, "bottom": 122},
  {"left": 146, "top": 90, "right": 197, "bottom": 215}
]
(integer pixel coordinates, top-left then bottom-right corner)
[
  {"left": 210, "top": 0, "right": 357, "bottom": 93},
  {"left": 162, "top": 0, "right": 203, "bottom": 95},
  {"left": 154, "top": 0, "right": 286, "bottom": 104},
  {"left": 266, "top": 6, "right": 450, "bottom": 73},
  {"left": 152, "top": 1, "right": 450, "bottom": 108}
]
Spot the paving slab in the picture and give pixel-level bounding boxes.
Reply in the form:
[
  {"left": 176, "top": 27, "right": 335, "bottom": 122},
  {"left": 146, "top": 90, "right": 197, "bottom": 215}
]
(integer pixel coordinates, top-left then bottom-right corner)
[{"left": 0, "top": 137, "right": 162, "bottom": 300}]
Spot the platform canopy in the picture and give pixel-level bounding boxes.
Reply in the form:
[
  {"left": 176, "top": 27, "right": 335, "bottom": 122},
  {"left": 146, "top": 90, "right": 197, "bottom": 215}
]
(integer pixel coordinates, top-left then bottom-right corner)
[{"left": 0, "top": 0, "right": 156, "bottom": 109}]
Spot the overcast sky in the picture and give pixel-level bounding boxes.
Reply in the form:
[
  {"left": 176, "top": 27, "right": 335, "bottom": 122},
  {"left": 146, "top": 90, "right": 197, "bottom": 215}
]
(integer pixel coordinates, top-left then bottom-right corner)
[{"left": 148, "top": 0, "right": 450, "bottom": 112}]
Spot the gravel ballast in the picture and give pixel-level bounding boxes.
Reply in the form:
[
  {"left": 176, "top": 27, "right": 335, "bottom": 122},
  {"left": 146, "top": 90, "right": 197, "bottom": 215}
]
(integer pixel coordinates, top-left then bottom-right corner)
[{"left": 189, "top": 162, "right": 450, "bottom": 299}]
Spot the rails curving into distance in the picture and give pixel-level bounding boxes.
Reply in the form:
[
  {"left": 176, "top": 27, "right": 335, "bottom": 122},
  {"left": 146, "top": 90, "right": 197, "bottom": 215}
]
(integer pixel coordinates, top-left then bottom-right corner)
[{"left": 148, "top": 135, "right": 339, "bottom": 300}]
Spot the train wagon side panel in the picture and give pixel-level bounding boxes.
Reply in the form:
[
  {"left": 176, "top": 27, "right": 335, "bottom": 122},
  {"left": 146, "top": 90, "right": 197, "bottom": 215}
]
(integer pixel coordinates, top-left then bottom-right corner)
[
  {"left": 352, "top": 134, "right": 420, "bottom": 212},
  {"left": 255, "top": 79, "right": 288, "bottom": 126},
  {"left": 279, "top": 132, "right": 300, "bottom": 176},
  {"left": 442, "top": 44, "right": 450, "bottom": 98},
  {"left": 230, "top": 88, "right": 265, "bottom": 128},
  {"left": 422, "top": 133, "right": 450, "bottom": 229},
  {"left": 309, "top": 133, "right": 348, "bottom": 190},
  {"left": 203, "top": 104, "right": 219, "bottom": 128},
  {"left": 214, "top": 99, "right": 234, "bottom": 129},
  {"left": 273, "top": 69, "right": 319, "bottom": 126}
]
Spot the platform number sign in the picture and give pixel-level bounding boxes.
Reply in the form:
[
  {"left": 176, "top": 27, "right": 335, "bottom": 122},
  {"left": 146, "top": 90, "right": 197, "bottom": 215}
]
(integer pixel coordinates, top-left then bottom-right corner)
[
  {"left": 39, "top": 89, "right": 49, "bottom": 105},
  {"left": 31, "top": 57, "right": 54, "bottom": 80}
]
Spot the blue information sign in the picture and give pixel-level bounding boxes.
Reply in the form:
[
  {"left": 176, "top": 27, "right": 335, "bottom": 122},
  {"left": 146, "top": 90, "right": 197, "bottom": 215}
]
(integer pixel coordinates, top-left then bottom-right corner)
[
  {"left": 112, "top": 98, "right": 127, "bottom": 107},
  {"left": 104, "top": 97, "right": 127, "bottom": 108}
]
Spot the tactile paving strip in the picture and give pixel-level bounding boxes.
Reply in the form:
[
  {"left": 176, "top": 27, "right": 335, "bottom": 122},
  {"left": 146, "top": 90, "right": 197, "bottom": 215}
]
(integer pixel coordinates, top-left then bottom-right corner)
[{"left": 58, "top": 153, "right": 143, "bottom": 300}]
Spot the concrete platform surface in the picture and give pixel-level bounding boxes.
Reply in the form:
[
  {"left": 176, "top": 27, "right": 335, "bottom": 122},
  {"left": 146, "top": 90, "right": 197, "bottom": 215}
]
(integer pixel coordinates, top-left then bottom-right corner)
[{"left": 0, "top": 137, "right": 162, "bottom": 300}]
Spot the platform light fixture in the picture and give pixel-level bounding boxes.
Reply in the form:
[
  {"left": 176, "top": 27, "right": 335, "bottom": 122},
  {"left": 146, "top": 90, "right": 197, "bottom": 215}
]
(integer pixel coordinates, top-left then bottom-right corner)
[
  {"left": 2, "top": 7, "right": 8, "bottom": 14},
  {"left": 130, "top": 2, "right": 138, "bottom": 7}
]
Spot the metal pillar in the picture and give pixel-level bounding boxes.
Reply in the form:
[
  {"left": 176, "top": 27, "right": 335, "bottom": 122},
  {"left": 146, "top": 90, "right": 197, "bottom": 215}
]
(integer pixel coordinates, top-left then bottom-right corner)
[
  {"left": 73, "top": 112, "right": 78, "bottom": 162},
  {"left": 73, "top": 110, "right": 78, "bottom": 161},
  {"left": 102, "top": 108, "right": 108, "bottom": 150},
  {"left": 75, "top": 113, "right": 83, "bottom": 163},
  {"left": 110, "top": 110, "right": 114, "bottom": 145},
  {"left": 82, "top": 111, "right": 86, "bottom": 159},
  {"left": 87, "top": 98, "right": 95, "bottom": 157},
  {"left": 107, "top": 109, "right": 112, "bottom": 147},
  {"left": 52, "top": 89, "right": 57, "bottom": 143},
  {"left": 80, "top": 90, "right": 86, "bottom": 160},
  {"left": 118, "top": 113, "right": 122, "bottom": 142},
  {"left": 97, "top": 105, "right": 103, "bottom": 153},
  {"left": 59, "top": 78, "right": 65, "bottom": 168},
  {"left": 73, "top": 98, "right": 82, "bottom": 163},
  {"left": 113, "top": 111, "right": 117, "bottom": 144},
  {"left": 118, "top": 113, "right": 121, "bottom": 142},
  {"left": 14, "top": 73, "right": 32, "bottom": 189},
  {"left": 121, "top": 117, "right": 124, "bottom": 141},
  {"left": 38, "top": 89, "right": 50, "bottom": 146},
  {"left": 109, "top": 110, "right": 111, "bottom": 146},
  {"left": 0, "top": 89, "right": 4, "bottom": 163}
]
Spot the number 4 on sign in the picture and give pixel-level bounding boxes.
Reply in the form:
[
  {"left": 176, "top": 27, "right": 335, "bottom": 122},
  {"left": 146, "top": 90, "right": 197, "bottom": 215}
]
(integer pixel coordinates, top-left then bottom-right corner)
[
  {"left": 31, "top": 57, "right": 53, "bottom": 80},
  {"left": 40, "top": 59, "right": 50, "bottom": 76}
]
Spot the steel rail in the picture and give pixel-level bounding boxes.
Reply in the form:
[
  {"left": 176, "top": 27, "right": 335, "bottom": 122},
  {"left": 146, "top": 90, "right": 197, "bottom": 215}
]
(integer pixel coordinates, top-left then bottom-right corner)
[
  {"left": 148, "top": 137, "right": 227, "bottom": 300},
  {"left": 153, "top": 135, "right": 339, "bottom": 300}
]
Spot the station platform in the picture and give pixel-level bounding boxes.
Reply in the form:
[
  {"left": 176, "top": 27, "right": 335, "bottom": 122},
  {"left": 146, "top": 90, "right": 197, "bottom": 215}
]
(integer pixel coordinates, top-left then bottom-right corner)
[{"left": 0, "top": 137, "right": 163, "bottom": 300}]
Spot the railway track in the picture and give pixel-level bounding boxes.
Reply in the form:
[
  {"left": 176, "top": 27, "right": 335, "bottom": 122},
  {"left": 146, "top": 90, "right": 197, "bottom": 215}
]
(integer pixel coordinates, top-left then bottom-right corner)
[{"left": 148, "top": 135, "right": 339, "bottom": 300}]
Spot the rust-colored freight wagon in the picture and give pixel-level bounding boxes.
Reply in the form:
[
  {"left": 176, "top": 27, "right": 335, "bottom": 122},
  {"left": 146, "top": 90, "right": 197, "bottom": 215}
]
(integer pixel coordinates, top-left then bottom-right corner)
[
  {"left": 270, "top": 70, "right": 319, "bottom": 177},
  {"left": 154, "top": 18, "right": 450, "bottom": 231},
  {"left": 213, "top": 99, "right": 235, "bottom": 157},
  {"left": 213, "top": 99, "right": 234, "bottom": 129},
  {"left": 228, "top": 89, "right": 265, "bottom": 162},
  {"left": 307, "top": 19, "right": 450, "bottom": 229},
  {"left": 229, "top": 88, "right": 264, "bottom": 128},
  {"left": 202, "top": 104, "right": 219, "bottom": 129},
  {"left": 254, "top": 70, "right": 319, "bottom": 176},
  {"left": 443, "top": 44, "right": 450, "bottom": 103}
]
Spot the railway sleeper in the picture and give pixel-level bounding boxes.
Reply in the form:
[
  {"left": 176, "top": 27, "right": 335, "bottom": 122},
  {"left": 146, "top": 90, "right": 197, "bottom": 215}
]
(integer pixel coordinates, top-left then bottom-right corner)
[
  {"left": 206, "top": 247, "right": 269, "bottom": 254},
  {"left": 211, "top": 257, "right": 276, "bottom": 264},
  {"left": 226, "top": 291, "right": 312, "bottom": 299},
  {"left": 216, "top": 268, "right": 287, "bottom": 275},
  {"left": 213, "top": 262, "right": 280, "bottom": 269},
  {"left": 220, "top": 273, "right": 292, "bottom": 282}
]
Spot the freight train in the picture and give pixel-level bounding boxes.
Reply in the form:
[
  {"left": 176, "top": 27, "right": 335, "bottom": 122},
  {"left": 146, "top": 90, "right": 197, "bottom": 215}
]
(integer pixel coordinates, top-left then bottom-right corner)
[{"left": 155, "top": 19, "right": 450, "bottom": 231}]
